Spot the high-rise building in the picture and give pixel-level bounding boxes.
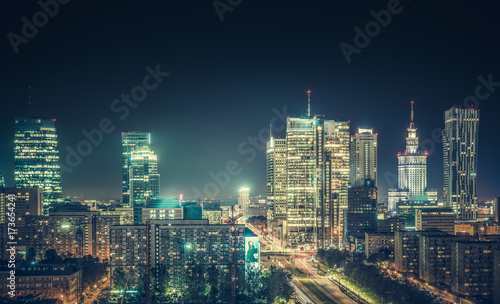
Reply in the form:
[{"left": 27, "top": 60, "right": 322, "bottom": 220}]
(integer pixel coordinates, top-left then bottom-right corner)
[
  {"left": 388, "top": 102, "right": 436, "bottom": 212},
  {"left": 350, "top": 128, "right": 377, "bottom": 186},
  {"left": 25, "top": 212, "right": 119, "bottom": 261},
  {"left": 110, "top": 220, "right": 247, "bottom": 296},
  {"left": 443, "top": 108, "right": 480, "bottom": 220},
  {"left": 129, "top": 146, "right": 160, "bottom": 204},
  {"left": 14, "top": 117, "right": 62, "bottom": 211},
  {"left": 0, "top": 173, "right": 5, "bottom": 188},
  {"left": 238, "top": 187, "right": 250, "bottom": 217},
  {"left": 345, "top": 179, "right": 377, "bottom": 240},
  {"left": 122, "top": 132, "right": 151, "bottom": 206},
  {"left": 266, "top": 136, "right": 287, "bottom": 221},
  {"left": 495, "top": 197, "right": 500, "bottom": 223},
  {"left": 284, "top": 116, "right": 350, "bottom": 249},
  {"left": 326, "top": 120, "right": 351, "bottom": 247}
]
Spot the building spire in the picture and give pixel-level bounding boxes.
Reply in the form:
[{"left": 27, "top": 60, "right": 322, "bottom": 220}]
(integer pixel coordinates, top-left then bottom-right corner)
[
  {"left": 410, "top": 100, "right": 414, "bottom": 128},
  {"left": 270, "top": 123, "right": 272, "bottom": 140},
  {"left": 307, "top": 90, "right": 311, "bottom": 118}
]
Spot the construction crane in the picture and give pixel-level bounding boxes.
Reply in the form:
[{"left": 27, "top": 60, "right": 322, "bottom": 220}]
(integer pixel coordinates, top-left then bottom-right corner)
[
  {"left": 223, "top": 206, "right": 243, "bottom": 304},
  {"left": 120, "top": 265, "right": 132, "bottom": 304}
]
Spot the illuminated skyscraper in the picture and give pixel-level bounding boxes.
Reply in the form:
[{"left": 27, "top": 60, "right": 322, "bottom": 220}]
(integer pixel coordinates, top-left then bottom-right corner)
[
  {"left": 388, "top": 102, "right": 436, "bottom": 212},
  {"left": 238, "top": 187, "right": 250, "bottom": 217},
  {"left": 129, "top": 145, "right": 160, "bottom": 204},
  {"left": 14, "top": 117, "right": 62, "bottom": 211},
  {"left": 122, "top": 132, "right": 152, "bottom": 206},
  {"left": 443, "top": 108, "right": 479, "bottom": 220},
  {"left": 266, "top": 136, "right": 287, "bottom": 221},
  {"left": 0, "top": 173, "right": 5, "bottom": 188},
  {"left": 350, "top": 128, "right": 378, "bottom": 186},
  {"left": 285, "top": 116, "right": 350, "bottom": 249}
]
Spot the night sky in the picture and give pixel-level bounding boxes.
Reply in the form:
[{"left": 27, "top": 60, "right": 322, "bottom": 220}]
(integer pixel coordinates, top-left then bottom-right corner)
[{"left": 0, "top": 0, "right": 499, "bottom": 201}]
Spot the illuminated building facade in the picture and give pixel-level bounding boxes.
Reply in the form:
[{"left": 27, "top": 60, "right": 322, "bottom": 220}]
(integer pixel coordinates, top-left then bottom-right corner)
[
  {"left": 388, "top": 102, "right": 436, "bottom": 212},
  {"left": 14, "top": 117, "right": 62, "bottom": 211},
  {"left": 3, "top": 188, "right": 43, "bottom": 245},
  {"left": 110, "top": 220, "right": 246, "bottom": 295},
  {"left": 285, "top": 116, "right": 350, "bottom": 249},
  {"left": 122, "top": 132, "right": 151, "bottom": 206},
  {"left": 0, "top": 263, "right": 82, "bottom": 304},
  {"left": 345, "top": 179, "right": 377, "bottom": 239},
  {"left": 350, "top": 128, "right": 377, "bottom": 186},
  {"left": 0, "top": 173, "right": 4, "bottom": 187},
  {"left": 238, "top": 187, "right": 250, "bottom": 217},
  {"left": 129, "top": 145, "right": 160, "bottom": 204},
  {"left": 443, "top": 108, "right": 480, "bottom": 220},
  {"left": 26, "top": 212, "right": 119, "bottom": 260},
  {"left": 266, "top": 137, "right": 287, "bottom": 221}
]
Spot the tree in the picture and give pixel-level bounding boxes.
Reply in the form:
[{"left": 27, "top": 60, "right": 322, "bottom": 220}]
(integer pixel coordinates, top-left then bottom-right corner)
[
  {"left": 261, "top": 266, "right": 294, "bottom": 303},
  {"left": 81, "top": 255, "right": 107, "bottom": 290},
  {"left": 44, "top": 249, "right": 62, "bottom": 263}
]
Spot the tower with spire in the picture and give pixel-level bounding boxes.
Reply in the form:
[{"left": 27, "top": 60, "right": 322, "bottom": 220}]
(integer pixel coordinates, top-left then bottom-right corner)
[{"left": 388, "top": 101, "right": 437, "bottom": 214}]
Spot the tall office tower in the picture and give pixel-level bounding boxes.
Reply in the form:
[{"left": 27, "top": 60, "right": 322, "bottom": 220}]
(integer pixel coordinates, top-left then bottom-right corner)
[
  {"left": 442, "top": 108, "right": 480, "bottom": 220},
  {"left": 495, "top": 197, "right": 500, "bottom": 223},
  {"left": 285, "top": 116, "right": 349, "bottom": 249},
  {"left": 122, "top": 132, "right": 151, "bottom": 206},
  {"left": 266, "top": 136, "right": 287, "bottom": 221},
  {"left": 325, "top": 120, "right": 351, "bottom": 247},
  {"left": 129, "top": 146, "right": 160, "bottom": 204},
  {"left": 14, "top": 117, "right": 62, "bottom": 211},
  {"left": 238, "top": 187, "right": 250, "bottom": 217},
  {"left": 350, "top": 128, "right": 378, "bottom": 187},
  {"left": 0, "top": 173, "right": 5, "bottom": 187},
  {"left": 345, "top": 179, "right": 377, "bottom": 239},
  {"left": 388, "top": 102, "right": 436, "bottom": 212}
]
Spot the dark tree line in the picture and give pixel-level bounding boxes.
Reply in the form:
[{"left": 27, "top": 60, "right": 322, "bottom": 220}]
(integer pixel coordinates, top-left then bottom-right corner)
[
  {"left": 115, "top": 264, "right": 293, "bottom": 304},
  {"left": 316, "top": 248, "right": 347, "bottom": 268},
  {"left": 344, "top": 263, "right": 436, "bottom": 304}
]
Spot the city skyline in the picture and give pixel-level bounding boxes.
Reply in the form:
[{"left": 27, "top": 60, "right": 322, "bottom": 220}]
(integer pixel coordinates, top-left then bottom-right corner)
[
  {"left": 0, "top": 1, "right": 499, "bottom": 201},
  {"left": 1, "top": 2, "right": 500, "bottom": 303}
]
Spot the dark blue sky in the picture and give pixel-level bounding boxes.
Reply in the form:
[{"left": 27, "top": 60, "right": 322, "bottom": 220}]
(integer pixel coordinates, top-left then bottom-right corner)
[{"left": 0, "top": 0, "right": 499, "bottom": 200}]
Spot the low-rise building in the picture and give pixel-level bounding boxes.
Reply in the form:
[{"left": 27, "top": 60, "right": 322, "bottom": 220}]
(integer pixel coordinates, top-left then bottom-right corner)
[
  {"left": 365, "top": 232, "right": 394, "bottom": 260},
  {"left": 377, "top": 217, "right": 405, "bottom": 233},
  {"left": 415, "top": 208, "right": 455, "bottom": 234},
  {"left": 0, "top": 263, "right": 82, "bottom": 304},
  {"left": 394, "top": 230, "right": 447, "bottom": 276}
]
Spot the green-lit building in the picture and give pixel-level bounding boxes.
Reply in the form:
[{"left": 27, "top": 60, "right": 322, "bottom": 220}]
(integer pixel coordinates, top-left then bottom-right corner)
[{"left": 14, "top": 117, "right": 62, "bottom": 212}]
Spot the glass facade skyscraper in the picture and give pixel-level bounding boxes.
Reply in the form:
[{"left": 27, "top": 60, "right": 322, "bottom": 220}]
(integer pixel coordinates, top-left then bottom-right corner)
[
  {"left": 350, "top": 128, "right": 378, "bottom": 187},
  {"left": 273, "top": 115, "right": 349, "bottom": 249},
  {"left": 443, "top": 108, "right": 479, "bottom": 220},
  {"left": 122, "top": 132, "right": 160, "bottom": 206},
  {"left": 14, "top": 117, "right": 62, "bottom": 212}
]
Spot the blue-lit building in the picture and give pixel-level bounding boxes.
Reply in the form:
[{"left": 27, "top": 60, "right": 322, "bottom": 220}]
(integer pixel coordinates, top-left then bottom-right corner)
[
  {"left": 122, "top": 132, "right": 159, "bottom": 206},
  {"left": 14, "top": 117, "right": 63, "bottom": 211}
]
